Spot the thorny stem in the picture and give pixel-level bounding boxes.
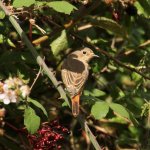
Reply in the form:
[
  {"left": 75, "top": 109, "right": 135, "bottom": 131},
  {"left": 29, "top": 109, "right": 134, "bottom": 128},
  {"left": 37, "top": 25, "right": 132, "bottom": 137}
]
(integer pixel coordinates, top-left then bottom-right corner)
[{"left": 0, "top": 1, "right": 102, "bottom": 150}]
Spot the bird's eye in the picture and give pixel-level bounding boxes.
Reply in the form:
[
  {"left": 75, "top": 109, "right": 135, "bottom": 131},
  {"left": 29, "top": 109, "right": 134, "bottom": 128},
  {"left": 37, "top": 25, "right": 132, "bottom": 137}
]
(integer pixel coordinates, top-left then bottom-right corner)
[{"left": 83, "top": 51, "right": 86, "bottom": 54}]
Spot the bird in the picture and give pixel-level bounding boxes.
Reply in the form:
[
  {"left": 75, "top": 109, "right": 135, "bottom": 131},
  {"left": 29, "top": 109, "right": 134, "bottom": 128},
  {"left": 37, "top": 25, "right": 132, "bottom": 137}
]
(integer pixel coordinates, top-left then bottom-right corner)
[{"left": 61, "top": 47, "right": 99, "bottom": 117}]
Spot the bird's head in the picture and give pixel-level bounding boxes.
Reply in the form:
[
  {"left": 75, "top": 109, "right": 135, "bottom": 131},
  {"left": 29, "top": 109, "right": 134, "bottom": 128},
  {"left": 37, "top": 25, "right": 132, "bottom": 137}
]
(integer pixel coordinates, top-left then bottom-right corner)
[{"left": 76, "top": 47, "right": 99, "bottom": 63}]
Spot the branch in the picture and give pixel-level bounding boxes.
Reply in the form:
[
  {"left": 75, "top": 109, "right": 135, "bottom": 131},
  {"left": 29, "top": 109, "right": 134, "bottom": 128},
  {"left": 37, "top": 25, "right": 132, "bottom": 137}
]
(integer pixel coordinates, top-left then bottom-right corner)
[
  {"left": 0, "top": 2, "right": 101, "bottom": 150},
  {"left": 139, "top": 39, "right": 150, "bottom": 47},
  {"left": 72, "top": 33, "right": 150, "bottom": 80}
]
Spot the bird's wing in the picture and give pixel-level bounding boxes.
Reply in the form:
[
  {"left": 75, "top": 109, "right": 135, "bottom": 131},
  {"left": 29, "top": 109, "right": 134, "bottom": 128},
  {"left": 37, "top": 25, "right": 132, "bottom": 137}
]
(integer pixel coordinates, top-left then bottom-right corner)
[{"left": 61, "top": 68, "right": 88, "bottom": 97}]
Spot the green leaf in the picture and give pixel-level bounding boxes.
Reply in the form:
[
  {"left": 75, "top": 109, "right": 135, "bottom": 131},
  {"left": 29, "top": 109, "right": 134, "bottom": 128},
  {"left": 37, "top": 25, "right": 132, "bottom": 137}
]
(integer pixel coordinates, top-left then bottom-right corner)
[
  {"left": 83, "top": 90, "right": 91, "bottom": 96},
  {"left": 0, "top": 21, "right": 5, "bottom": 31},
  {"left": 13, "top": 0, "right": 35, "bottom": 8},
  {"left": 109, "top": 103, "right": 130, "bottom": 119},
  {"left": 47, "top": 1, "right": 77, "bottom": 14},
  {"left": 24, "top": 107, "right": 40, "bottom": 134},
  {"left": 0, "top": 34, "right": 4, "bottom": 44},
  {"left": 0, "top": 34, "right": 16, "bottom": 47},
  {"left": 84, "top": 89, "right": 106, "bottom": 97},
  {"left": 62, "top": 101, "right": 68, "bottom": 107},
  {"left": 131, "top": 72, "right": 142, "bottom": 82},
  {"left": 7, "top": 38, "right": 16, "bottom": 48},
  {"left": 0, "top": 9, "right": 5, "bottom": 19},
  {"left": 89, "top": 16, "right": 127, "bottom": 37},
  {"left": 134, "top": 0, "right": 150, "bottom": 18},
  {"left": 128, "top": 111, "right": 139, "bottom": 127},
  {"left": 91, "top": 102, "right": 109, "bottom": 119},
  {"left": 108, "top": 116, "right": 129, "bottom": 124},
  {"left": 35, "top": 1, "right": 46, "bottom": 7},
  {"left": 50, "top": 30, "right": 69, "bottom": 56},
  {"left": 91, "top": 89, "right": 106, "bottom": 97},
  {"left": 28, "top": 98, "right": 48, "bottom": 117}
]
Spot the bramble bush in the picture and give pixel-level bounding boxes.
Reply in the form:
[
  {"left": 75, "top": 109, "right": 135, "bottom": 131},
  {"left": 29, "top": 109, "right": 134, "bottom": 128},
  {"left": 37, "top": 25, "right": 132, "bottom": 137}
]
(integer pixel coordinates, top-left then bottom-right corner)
[{"left": 0, "top": 0, "right": 150, "bottom": 149}]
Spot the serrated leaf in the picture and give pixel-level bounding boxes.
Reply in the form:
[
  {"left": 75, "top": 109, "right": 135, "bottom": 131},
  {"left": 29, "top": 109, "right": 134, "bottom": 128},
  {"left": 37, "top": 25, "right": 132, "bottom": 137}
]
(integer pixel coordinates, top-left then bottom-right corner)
[
  {"left": 47, "top": 1, "right": 77, "bottom": 14},
  {"left": 24, "top": 107, "right": 40, "bottom": 134},
  {"left": 28, "top": 98, "right": 48, "bottom": 117},
  {"left": 91, "top": 102, "right": 109, "bottom": 119},
  {"left": 89, "top": 16, "right": 127, "bottom": 37},
  {"left": 109, "top": 103, "right": 130, "bottom": 119},
  {"left": 13, "top": 0, "right": 35, "bottom": 8},
  {"left": 0, "top": 9, "right": 5, "bottom": 19},
  {"left": 50, "top": 30, "right": 69, "bottom": 56}
]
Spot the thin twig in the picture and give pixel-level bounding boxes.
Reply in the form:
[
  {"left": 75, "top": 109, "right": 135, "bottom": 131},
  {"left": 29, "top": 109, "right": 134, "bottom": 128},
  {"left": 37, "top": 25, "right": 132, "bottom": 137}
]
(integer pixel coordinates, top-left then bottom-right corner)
[
  {"left": 4, "top": 134, "right": 20, "bottom": 145},
  {"left": 139, "top": 39, "right": 150, "bottom": 47},
  {"left": 88, "top": 123, "right": 116, "bottom": 137},
  {"left": 5, "top": 122, "right": 23, "bottom": 132},
  {"left": 18, "top": 133, "right": 32, "bottom": 150},
  {"left": 30, "top": 66, "right": 42, "bottom": 91}
]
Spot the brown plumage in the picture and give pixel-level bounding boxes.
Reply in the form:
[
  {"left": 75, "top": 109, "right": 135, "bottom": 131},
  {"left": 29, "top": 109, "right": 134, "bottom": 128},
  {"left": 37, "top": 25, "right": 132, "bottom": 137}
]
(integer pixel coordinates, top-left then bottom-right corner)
[{"left": 61, "top": 47, "right": 99, "bottom": 117}]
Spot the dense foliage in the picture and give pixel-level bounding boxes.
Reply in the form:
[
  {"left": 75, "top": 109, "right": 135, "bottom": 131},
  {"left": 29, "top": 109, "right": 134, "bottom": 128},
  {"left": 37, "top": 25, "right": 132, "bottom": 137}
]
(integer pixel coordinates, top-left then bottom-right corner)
[{"left": 0, "top": 0, "right": 150, "bottom": 149}]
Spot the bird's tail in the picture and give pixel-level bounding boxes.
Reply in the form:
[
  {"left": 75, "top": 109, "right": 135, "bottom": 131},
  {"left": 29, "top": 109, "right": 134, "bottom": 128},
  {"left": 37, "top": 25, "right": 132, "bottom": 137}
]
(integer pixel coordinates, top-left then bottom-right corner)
[{"left": 71, "top": 94, "right": 80, "bottom": 117}]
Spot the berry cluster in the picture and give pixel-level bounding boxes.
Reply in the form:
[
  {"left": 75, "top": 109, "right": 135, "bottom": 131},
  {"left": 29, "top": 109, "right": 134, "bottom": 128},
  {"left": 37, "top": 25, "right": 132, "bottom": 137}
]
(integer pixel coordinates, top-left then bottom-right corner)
[{"left": 28, "top": 120, "right": 70, "bottom": 150}]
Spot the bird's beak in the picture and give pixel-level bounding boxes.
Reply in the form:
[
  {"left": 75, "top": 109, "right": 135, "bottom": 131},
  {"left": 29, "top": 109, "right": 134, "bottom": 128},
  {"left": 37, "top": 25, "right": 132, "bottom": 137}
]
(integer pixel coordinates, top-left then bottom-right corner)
[{"left": 93, "top": 54, "right": 99, "bottom": 58}]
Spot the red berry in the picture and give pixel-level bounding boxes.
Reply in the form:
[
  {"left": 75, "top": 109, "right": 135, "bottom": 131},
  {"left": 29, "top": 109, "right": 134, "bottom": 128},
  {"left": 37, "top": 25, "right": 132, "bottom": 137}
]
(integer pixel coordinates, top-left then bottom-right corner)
[
  {"left": 28, "top": 119, "right": 70, "bottom": 150},
  {"left": 57, "top": 145, "right": 62, "bottom": 149}
]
